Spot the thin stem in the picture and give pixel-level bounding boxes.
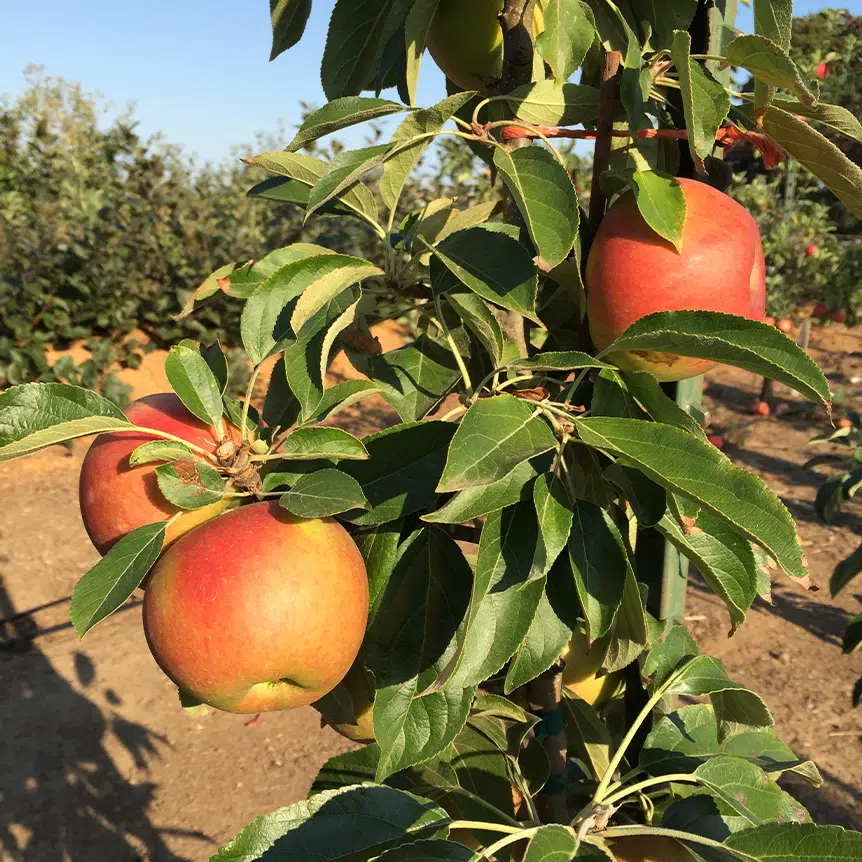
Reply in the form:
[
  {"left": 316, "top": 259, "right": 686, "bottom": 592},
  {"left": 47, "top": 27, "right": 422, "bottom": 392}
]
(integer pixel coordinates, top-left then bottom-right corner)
[
  {"left": 601, "top": 825, "right": 731, "bottom": 853},
  {"left": 477, "top": 827, "right": 540, "bottom": 860},
  {"left": 241, "top": 363, "right": 264, "bottom": 442},
  {"left": 594, "top": 685, "right": 667, "bottom": 802},
  {"left": 689, "top": 53, "right": 728, "bottom": 63},
  {"left": 601, "top": 774, "right": 704, "bottom": 808},
  {"left": 439, "top": 404, "right": 467, "bottom": 422},
  {"left": 562, "top": 368, "right": 590, "bottom": 406},
  {"left": 447, "top": 820, "right": 523, "bottom": 836},
  {"left": 433, "top": 296, "right": 473, "bottom": 391},
  {"left": 432, "top": 790, "right": 524, "bottom": 830}
]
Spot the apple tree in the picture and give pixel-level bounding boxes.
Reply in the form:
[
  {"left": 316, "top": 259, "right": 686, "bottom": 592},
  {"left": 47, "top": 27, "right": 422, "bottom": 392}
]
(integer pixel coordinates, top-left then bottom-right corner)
[{"left": 2, "top": 0, "right": 862, "bottom": 859}]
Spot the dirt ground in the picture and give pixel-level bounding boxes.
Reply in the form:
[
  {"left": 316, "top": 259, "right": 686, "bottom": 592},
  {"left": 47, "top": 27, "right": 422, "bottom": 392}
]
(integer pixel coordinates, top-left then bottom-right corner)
[{"left": 1, "top": 322, "right": 860, "bottom": 861}]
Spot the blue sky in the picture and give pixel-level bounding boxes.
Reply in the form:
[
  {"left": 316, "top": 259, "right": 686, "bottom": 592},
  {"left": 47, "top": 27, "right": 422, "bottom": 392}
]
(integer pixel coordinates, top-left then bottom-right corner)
[{"left": 0, "top": 1, "right": 852, "bottom": 165}]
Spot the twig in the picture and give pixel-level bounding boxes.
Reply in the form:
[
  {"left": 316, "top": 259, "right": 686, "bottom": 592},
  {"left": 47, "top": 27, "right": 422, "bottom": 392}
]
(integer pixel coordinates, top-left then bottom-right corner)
[{"left": 589, "top": 49, "right": 622, "bottom": 232}]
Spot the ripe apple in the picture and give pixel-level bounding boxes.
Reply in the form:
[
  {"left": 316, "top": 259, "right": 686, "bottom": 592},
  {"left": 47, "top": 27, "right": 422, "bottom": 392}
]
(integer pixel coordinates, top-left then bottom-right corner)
[
  {"left": 79, "top": 393, "right": 240, "bottom": 555},
  {"left": 561, "top": 627, "right": 620, "bottom": 707},
  {"left": 707, "top": 433, "right": 726, "bottom": 450},
  {"left": 831, "top": 309, "right": 848, "bottom": 324},
  {"left": 610, "top": 836, "right": 692, "bottom": 862},
  {"left": 427, "top": 0, "right": 544, "bottom": 92},
  {"left": 813, "top": 302, "right": 830, "bottom": 319},
  {"left": 143, "top": 501, "right": 369, "bottom": 713},
  {"left": 763, "top": 315, "right": 776, "bottom": 327},
  {"left": 776, "top": 318, "right": 793, "bottom": 333},
  {"left": 319, "top": 661, "right": 375, "bottom": 744},
  {"left": 838, "top": 417, "right": 853, "bottom": 429},
  {"left": 753, "top": 400, "right": 770, "bottom": 417},
  {"left": 587, "top": 178, "right": 766, "bottom": 381},
  {"left": 806, "top": 243, "right": 818, "bottom": 257},
  {"left": 815, "top": 61, "right": 830, "bottom": 79}
]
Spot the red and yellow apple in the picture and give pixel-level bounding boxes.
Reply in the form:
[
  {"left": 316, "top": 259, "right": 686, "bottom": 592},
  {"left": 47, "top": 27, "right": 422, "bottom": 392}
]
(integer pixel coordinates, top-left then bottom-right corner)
[
  {"left": 143, "top": 501, "right": 368, "bottom": 713},
  {"left": 610, "top": 836, "right": 693, "bottom": 862},
  {"left": 587, "top": 178, "right": 766, "bottom": 381},
  {"left": 427, "top": 0, "right": 544, "bottom": 92},
  {"left": 561, "top": 627, "right": 621, "bottom": 707},
  {"left": 79, "top": 393, "right": 240, "bottom": 555},
  {"left": 319, "top": 661, "right": 375, "bottom": 744}
]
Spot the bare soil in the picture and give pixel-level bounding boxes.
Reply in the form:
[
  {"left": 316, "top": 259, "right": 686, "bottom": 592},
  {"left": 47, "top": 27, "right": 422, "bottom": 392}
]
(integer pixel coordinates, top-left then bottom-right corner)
[{"left": 1, "top": 323, "right": 860, "bottom": 861}]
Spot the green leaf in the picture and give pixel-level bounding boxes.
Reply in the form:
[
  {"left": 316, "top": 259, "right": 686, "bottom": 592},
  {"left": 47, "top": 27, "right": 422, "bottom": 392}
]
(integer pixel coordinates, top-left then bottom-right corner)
[
  {"left": 523, "top": 824, "right": 580, "bottom": 861},
  {"left": 377, "top": 840, "right": 474, "bottom": 861},
  {"left": 438, "top": 395, "right": 557, "bottom": 493},
  {"left": 287, "top": 96, "right": 408, "bottom": 152},
  {"left": 380, "top": 92, "right": 476, "bottom": 212},
  {"left": 269, "top": 0, "right": 312, "bottom": 60},
  {"left": 843, "top": 614, "right": 862, "bottom": 655},
  {"left": 355, "top": 523, "right": 404, "bottom": 628},
  {"left": 154, "top": 460, "right": 225, "bottom": 510},
  {"left": 212, "top": 783, "right": 451, "bottom": 862},
  {"left": 307, "top": 143, "right": 393, "bottom": 217},
  {"left": 227, "top": 244, "right": 339, "bottom": 299},
  {"left": 831, "top": 541, "right": 862, "bottom": 597},
  {"left": 657, "top": 510, "right": 757, "bottom": 633},
  {"left": 513, "top": 351, "right": 610, "bottom": 372},
  {"left": 129, "top": 440, "right": 195, "bottom": 466},
  {"left": 446, "top": 291, "right": 506, "bottom": 368},
  {"left": 724, "top": 34, "right": 817, "bottom": 109},
  {"left": 762, "top": 107, "right": 862, "bottom": 220},
  {"left": 620, "top": 371, "right": 706, "bottom": 438},
  {"left": 430, "top": 227, "right": 540, "bottom": 324},
  {"left": 493, "top": 146, "right": 579, "bottom": 270},
  {"left": 575, "top": 418, "right": 807, "bottom": 582},
  {"left": 245, "top": 150, "right": 378, "bottom": 223},
  {"left": 201, "top": 342, "right": 229, "bottom": 395},
  {"left": 628, "top": 170, "right": 686, "bottom": 251},
  {"left": 567, "top": 502, "right": 628, "bottom": 639},
  {"left": 279, "top": 426, "right": 368, "bottom": 461},
  {"left": 366, "top": 528, "right": 475, "bottom": 781},
  {"left": 311, "top": 744, "right": 380, "bottom": 794},
  {"left": 670, "top": 30, "right": 731, "bottom": 174},
  {"left": 0, "top": 382, "right": 132, "bottom": 460},
  {"left": 762, "top": 98, "right": 862, "bottom": 144},
  {"left": 305, "top": 380, "right": 386, "bottom": 425},
  {"left": 630, "top": 0, "right": 697, "bottom": 51},
  {"left": 404, "top": 0, "right": 441, "bottom": 105},
  {"left": 262, "top": 356, "right": 301, "bottom": 431},
  {"left": 724, "top": 823, "right": 862, "bottom": 862},
  {"left": 423, "top": 456, "right": 550, "bottom": 524},
  {"left": 642, "top": 702, "right": 821, "bottom": 786},
  {"left": 537, "top": 0, "right": 596, "bottom": 81},
  {"left": 279, "top": 469, "right": 369, "bottom": 518},
  {"left": 70, "top": 522, "right": 166, "bottom": 637},
  {"left": 437, "top": 502, "right": 546, "bottom": 691},
  {"left": 341, "top": 421, "right": 456, "bottom": 526},
  {"left": 164, "top": 345, "right": 224, "bottom": 428},
  {"left": 604, "top": 311, "right": 831, "bottom": 407},
  {"left": 507, "top": 80, "right": 601, "bottom": 127}
]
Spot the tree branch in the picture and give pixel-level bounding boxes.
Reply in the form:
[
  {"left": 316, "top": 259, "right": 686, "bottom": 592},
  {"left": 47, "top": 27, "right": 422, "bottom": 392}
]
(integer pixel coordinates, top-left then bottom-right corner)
[{"left": 588, "top": 49, "right": 622, "bottom": 232}]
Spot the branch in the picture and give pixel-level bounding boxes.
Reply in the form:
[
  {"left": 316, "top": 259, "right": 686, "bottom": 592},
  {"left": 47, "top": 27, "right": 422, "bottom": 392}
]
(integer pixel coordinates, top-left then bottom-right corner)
[{"left": 588, "top": 49, "right": 622, "bottom": 232}]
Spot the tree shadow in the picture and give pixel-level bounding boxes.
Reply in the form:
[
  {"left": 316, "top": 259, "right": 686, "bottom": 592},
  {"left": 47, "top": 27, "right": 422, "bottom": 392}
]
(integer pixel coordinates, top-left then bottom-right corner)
[{"left": 0, "top": 575, "right": 207, "bottom": 861}]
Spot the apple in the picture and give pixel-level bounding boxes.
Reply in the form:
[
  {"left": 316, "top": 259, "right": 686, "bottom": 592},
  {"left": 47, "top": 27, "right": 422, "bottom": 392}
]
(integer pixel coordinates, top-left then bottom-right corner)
[
  {"left": 815, "top": 61, "right": 830, "bottom": 79},
  {"left": 707, "top": 434, "right": 726, "bottom": 450},
  {"left": 319, "top": 661, "right": 375, "bottom": 743},
  {"left": 561, "top": 627, "right": 620, "bottom": 707},
  {"left": 776, "top": 318, "right": 793, "bottom": 333},
  {"left": 806, "top": 243, "right": 818, "bottom": 257},
  {"left": 753, "top": 400, "right": 770, "bottom": 417},
  {"left": 813, "top": 302, "right": 830, "bottom": 319},
  {"left": 831, "top": 309, "right": 848, "bottom": 324},
  {"left": 143, "top": 501, "right": 369, "bottom": 713},
  {"left": 763, "top": 315, "right": 776, "bottom": 327},
  {"left": 610, "top": 836, "right": 693, "bottom": 862},
  {"left": 838, "top": 417, "right": 853, "bottom": 429},
  {"left": 427, "top": 0, "right": 544, "bottom": 92},
  {"left": 79, "top": 393, "right": 241, "bottom": 555},
  {"left": 587, "top": 178, "right": 766, "bottom": 382}
]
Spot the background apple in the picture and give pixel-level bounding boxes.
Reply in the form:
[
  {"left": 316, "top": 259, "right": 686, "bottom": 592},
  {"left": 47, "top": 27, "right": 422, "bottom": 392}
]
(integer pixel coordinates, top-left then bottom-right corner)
[
  {"left": 79, "top": 393, "right": 240, "bottom": 555},
  {"left": 143, "top": 501, "right": 369, "bottom": 713},
  {"left": 587, "top": 178, "right": 766, "bottom": 381},
  {"left": 318, "top": 661, "right": 375, "bottom": 744},
  {"left": 561, "top": 627, "right": 620, "bottom": 707}
]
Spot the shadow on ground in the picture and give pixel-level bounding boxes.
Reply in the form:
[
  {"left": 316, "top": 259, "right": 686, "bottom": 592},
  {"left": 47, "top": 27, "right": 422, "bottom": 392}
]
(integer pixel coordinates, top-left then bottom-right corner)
[{"left": 0, "top": 576, "right": 205, "bottom": 862}]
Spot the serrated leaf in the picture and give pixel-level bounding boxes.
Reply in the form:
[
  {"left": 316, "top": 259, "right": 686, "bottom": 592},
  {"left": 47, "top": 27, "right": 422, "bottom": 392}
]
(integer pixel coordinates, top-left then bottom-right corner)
[
  {"left": 628, "top": 170, "right": 686, "bottom": 251},
  {"left": 446, "top": 291, "right": 506, "bottom": 367},
  {"left": 523, "top": 824, "right": 580, "bottom": 861},
  {"left": 438, "top": 395, "right": 557, "bottom": 493},
  {"left": 725, "top": 34, "right": 817, "bottom": 109},
  {"left": 831, "top": 541, "right": 862, "bottom": 597},
  {"left": 562, "top": 691, "right": 612, "bottom": 780},
  {"left": 724, "top": 823, "right": 862, "bottom": 862},
  {"left": 657, "top": 510, "right": 757, "bottom": 633},
  {"left": 305, "top": 380, "right": 386, "bottom": 425},
  {"left": 0, "top": 382, "right": 131, "bottom": 460},
  {"left": 506, "top": 590, "right": 572, "bottom": 693},
  {"left": 630, "top": 0, "right": 697, "bottom": 51},
  {"left": 576, "top": 418, "right": 807, "bottom": 581},
  {"left": 227, "top": 244, "right": 339, "bottom": 300},
  {"left": 604, "top": 311, "right": 831, "bottom": 407},
  {"left": 762, "top": 98, "right": 862, "bottom": 144},
  {"left": 568, "top": 501, "right": 628, "bottom": 639},
  {"left": 377, "top": 839, "right": 474, "bottom": 861},
  {"left": 307, "top": 143, "right": 393, "bottom": 217},
  {"left": 129, "top": 440, "right": 195, "bottom": 466},
  {"left": 493, "top": 146, "right": 579, "bottom": 270},
  {"left": 404, "top": 0, "right": 441, "bottom": 105},
  {"left": 380, "top": 92, "right": 476, "bottom": 212},
  {"left": 762, "top": 107, "right": 862, "bottom": 220},
  {"left": 279, "top": 468, "right": 369, "bottom": 518},
  {"left": 620, "top": 370, "right": 706, "bottom": 438},
  {"left": 262, "top": 355, "right": 301, "bottom": 432},
  {"left": 843, "top": 614, "right": 862, "bottom": 655},
  {"left": 287, "top": 96, "right": 408, "bottom": 152},
  {"left": 366, "top": 528, "right": 474, "bottom": 781},
  {"left": 269, "top": 0, "right": 312, "bottom": 60},
  {"left": 279, "top": 426, "right": 368, "bottom": 461},
  {"left": 154, "top": 460, "right": 225, "bottom": 510},
  {"left": 341, "top": 421, "right": 456, "bottom": 526},
  {"left": 164, "top": 345, "right": 224, "bottom": 428},
  {"left": 70, "top": 522, "right": 166, "bottom": 636},
  {"left": 201, "top": 342, "right": 229, "bottom": 394},
  {"left": 671, "top": 30, "right": 731, "bottom": 174},
  {"left": 212, "top": 783, "right": 451, "bottom": 862},
  {"left": 430, "top": 227, "right": 540, "bottom": 323},
  {"left": 537, "top": 0, "right": 595, "bottom": 81},
  {"left": 507, "top": 80, "right": 601, "bottom": 127},
  {"left": 513, "top": 351, "right": 610, "bottom": 372}
]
